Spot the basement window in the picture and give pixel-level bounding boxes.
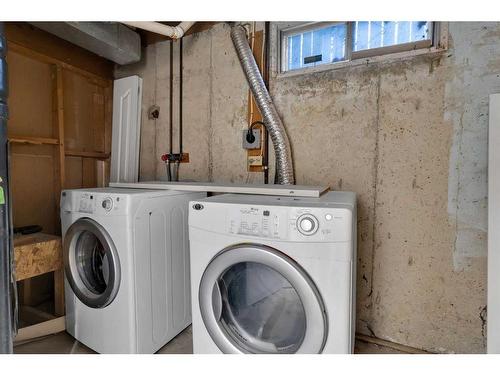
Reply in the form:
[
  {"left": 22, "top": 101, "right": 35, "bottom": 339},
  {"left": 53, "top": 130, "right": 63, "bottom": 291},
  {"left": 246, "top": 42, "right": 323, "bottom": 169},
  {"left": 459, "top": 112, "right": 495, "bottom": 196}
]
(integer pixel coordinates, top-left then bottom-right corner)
[{"left": 280, "top": 21, "right": 441, "bottom": 74}]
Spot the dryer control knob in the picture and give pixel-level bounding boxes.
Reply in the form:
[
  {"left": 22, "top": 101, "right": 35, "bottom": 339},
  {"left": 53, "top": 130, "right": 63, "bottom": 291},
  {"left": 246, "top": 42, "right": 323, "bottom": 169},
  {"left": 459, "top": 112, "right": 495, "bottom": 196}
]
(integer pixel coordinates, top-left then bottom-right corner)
[
  {"left": 102, "top": 197, "right": 113, "bottom": 211},
  {"left": 297, "top": 214, "right": 318, "bottom": 235}
]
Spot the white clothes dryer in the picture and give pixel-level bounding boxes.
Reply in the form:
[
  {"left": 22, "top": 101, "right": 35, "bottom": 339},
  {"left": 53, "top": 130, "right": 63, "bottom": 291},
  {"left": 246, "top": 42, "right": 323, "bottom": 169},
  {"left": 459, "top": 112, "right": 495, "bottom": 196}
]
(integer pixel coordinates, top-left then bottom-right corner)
[{"left": 188, "top": 191, "right": 356, "bottom": 354}]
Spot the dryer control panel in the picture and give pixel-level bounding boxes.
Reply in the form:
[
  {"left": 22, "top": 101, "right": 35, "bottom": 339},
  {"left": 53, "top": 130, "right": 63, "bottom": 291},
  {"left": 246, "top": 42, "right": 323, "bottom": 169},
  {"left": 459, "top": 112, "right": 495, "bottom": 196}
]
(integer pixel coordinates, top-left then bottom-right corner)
[
  {"left": 228, "top": 206, "right": 288, "bottom": 239},
  {"left": 226, "top": 204, "right": 352, "bottom": 242}
]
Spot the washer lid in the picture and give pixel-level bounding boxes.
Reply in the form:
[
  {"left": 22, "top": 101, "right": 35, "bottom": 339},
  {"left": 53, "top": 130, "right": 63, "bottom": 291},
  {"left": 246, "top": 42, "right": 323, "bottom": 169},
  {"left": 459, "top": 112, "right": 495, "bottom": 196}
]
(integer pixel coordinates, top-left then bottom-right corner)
[
  {"left": 63, "top": 218, "right": 121, "bottom": 308},
  {"left": 199, "top": 244, "right": 327, "bottom": 354}
]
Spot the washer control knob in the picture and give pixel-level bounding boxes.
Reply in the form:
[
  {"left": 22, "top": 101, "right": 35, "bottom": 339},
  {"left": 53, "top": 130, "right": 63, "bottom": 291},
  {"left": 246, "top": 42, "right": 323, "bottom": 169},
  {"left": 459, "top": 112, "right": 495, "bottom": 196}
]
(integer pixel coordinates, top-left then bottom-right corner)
[
  {"left": 297, "top": 214, "right": 318, "bottom": 235},
  {"left": 102, "top": 197, "right": 113, "bottom": 211}
]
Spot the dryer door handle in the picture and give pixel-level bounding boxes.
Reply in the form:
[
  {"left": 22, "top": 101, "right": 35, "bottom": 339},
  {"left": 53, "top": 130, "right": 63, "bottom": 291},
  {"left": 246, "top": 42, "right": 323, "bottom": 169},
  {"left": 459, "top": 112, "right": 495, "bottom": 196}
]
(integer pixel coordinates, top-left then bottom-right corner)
[{"left": 212, "top": 281, "right": 223, "bottom": 321}]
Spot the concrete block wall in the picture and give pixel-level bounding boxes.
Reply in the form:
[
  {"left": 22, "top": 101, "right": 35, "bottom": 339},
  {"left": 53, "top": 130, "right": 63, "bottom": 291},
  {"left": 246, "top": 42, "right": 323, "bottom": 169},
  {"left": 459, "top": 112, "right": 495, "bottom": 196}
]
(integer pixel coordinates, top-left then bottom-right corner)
[{"left": 115, "top": 22, "right": 500, "bottom": 353}]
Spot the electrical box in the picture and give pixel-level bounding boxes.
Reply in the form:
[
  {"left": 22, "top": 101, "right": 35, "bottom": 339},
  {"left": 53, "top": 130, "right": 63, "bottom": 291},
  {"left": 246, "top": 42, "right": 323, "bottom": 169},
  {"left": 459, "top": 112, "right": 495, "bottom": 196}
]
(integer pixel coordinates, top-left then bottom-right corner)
[{"left": 242, "top": 129, "right": 261, "bottom": 150}]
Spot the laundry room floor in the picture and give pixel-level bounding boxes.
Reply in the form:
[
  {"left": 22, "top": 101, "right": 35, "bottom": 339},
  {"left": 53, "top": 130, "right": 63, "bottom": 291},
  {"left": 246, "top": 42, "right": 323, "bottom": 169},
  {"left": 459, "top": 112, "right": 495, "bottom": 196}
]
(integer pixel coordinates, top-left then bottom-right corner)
[{"left": 13, "top": 326, "right": 407, "bottom": 354}]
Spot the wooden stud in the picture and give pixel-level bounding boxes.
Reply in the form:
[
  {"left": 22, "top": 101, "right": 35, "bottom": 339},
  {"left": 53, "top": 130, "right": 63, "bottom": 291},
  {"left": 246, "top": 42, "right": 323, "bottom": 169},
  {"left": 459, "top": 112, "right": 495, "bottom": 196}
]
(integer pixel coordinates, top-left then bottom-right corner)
[
  {"left": 21, "top": 279, "right": 33, "bottom": 307},
  {"left": 50, "top": 65, "right": 66, "bottom": 235},
  {"left": 8, "top": 135, "right": 60, "bottom": 145},
  {"left": 96, "top": 160, "right": 109, "bottom": 188},
  {"left": 64, "top": 149, "right": 110, "bottom": 159},
  {"left": 247, "top": 30, "right": 267, "bottom": 173},
  {"left": 104, "top": 84, "right": 113, "bottom": 155},
  {"left": 56, "top": 67, "right": 66, "bottom": 190},
  {"left": 53, "top": 269, "right": 65, "bottom": 317},
  {"left": 14, "top": 317, "right": 66, "bottom": 343}
]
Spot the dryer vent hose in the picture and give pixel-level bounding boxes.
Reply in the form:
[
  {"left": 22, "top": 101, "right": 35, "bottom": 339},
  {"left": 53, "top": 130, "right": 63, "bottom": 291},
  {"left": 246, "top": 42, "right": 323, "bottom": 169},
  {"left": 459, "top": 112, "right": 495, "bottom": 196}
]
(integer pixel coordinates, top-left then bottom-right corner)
[{"left": 230, "top": 25, "right": 295, "bottom": 185}]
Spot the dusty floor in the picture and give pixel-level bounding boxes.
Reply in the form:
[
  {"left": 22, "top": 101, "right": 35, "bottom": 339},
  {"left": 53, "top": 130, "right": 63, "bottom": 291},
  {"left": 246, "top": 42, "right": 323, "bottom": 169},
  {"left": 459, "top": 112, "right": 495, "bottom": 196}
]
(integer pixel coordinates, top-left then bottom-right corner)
[{"left": 13, "top": 326, "right": 404, "bottom": 354}]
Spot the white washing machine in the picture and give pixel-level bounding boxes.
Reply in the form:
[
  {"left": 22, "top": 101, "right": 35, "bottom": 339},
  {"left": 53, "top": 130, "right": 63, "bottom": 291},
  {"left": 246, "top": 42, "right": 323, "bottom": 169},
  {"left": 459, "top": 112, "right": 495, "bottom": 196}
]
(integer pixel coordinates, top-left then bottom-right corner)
[
  {"left": 61, "top": 187, "right": 205, "bottom": 353},
  {"left": 188, "top": 191, "right": 356, "bottom": 354}
]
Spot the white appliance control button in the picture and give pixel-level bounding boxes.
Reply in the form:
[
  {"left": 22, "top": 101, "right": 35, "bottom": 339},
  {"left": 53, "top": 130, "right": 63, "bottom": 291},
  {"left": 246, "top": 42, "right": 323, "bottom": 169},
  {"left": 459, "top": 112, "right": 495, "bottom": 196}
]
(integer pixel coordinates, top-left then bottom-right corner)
[
  {"left": 325, "top": 214, "right": 333, "bottom": 221},
  {"left": 102, "top": 197, "right": 113, "bottom": 211},
  {"left": 297, "top": 214, "right": 319, "bottom": 235}
]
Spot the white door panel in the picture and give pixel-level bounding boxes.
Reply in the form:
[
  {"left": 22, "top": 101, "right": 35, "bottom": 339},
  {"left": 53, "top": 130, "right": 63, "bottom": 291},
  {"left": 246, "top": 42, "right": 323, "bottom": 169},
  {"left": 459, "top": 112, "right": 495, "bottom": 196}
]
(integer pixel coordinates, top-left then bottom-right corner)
[{"left": 110, "top": 75, "right": 142, "bottom": 183}]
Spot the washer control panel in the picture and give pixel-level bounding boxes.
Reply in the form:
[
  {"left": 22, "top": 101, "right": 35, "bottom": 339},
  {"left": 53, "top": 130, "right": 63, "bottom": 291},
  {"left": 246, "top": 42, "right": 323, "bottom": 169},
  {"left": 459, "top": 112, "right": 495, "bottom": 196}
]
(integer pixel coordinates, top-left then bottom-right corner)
[
  {"left": 226, "top": 204, "right": 351, "bottom": 242},
  {"left": 61, "top": 191, "right": 127, "bottom": 216},
  {"left": 78, "top": 193, "right": 96, "bottom": 214}
]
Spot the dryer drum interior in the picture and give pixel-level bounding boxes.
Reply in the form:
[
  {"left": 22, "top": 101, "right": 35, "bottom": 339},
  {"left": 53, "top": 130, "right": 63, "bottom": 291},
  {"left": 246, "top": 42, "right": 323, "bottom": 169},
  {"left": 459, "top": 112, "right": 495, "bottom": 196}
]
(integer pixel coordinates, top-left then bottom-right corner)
[
  {"left": 63, "top": 218, "right": 121, "bottom": 309},
  {"left": 199, "top": 244, "right": 328, "bottom": 354}
]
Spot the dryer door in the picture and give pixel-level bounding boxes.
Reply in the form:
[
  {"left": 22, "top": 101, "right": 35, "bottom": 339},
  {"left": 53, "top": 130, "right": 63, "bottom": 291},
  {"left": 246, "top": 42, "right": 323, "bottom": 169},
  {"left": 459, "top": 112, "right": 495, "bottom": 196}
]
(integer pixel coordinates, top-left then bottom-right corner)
[
  {"left": 63, "top": 218, "right": 121, "bottom": 308},
  {"left": 199, "top": 244, "right": 327, "bottom": 354}
]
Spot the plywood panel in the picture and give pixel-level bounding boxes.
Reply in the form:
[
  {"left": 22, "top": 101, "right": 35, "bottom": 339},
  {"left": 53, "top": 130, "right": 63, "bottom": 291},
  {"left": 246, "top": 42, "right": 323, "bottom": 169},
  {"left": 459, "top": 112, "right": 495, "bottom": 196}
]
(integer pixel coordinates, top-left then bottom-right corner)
[
  {"left": 14, "top": 234, "right": 62, "bottom": 282},
  {"left": 63, "top": 70, "right": 106, "bottom": 152},
  {"left": 82, "top": 158, "right": 97, "bottom": 188},
  {"left": 10, "top": 144, "right": 57, "bottom": 234},
  {"left": 64, "top": 157, "right": 99, "bottom": 189},
  {"left": 7, "top": 51, "right": 54, "bottom": 138},
  {"left": 64, "top": 156, "right": 83, "bottom": 190},
  {"left": 5, "top": 22, "right": 114, "bottom": 80}
]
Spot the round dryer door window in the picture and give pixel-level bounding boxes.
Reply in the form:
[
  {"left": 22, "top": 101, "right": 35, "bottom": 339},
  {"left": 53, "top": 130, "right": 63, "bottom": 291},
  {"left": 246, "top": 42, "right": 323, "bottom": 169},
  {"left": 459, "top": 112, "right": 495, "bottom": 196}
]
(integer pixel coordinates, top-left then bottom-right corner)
[
  {"left": 64, "top": 218, "right": 121, "bottom": 308},
  {"left": 199, "top": 244, "right": 327, "bottom": 354}
]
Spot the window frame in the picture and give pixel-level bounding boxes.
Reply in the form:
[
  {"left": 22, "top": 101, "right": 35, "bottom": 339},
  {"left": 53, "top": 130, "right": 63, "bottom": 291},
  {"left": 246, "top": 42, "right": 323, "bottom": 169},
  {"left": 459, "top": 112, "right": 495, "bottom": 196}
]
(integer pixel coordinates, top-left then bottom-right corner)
[
  {"left": 273, "top": 21, "right": 448, "bottom": 78},
  {"left": 280, "top": 21, "right": 349, "bottom": 73}
]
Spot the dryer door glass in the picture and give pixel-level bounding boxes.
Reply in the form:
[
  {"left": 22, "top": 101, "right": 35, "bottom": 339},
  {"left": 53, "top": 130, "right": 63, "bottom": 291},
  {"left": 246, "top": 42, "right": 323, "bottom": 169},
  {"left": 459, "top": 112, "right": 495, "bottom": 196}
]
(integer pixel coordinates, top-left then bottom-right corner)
[
  {"left": 75, "top": 231, "right": 110, "bottom": 295},
  {"left": 64, "top": 218, "right": 121, "bottom": 308},
  {"left": 199, "top": 244, "right": 327, "bottom": 354},
  {"left": 218, "top": 261, "right": 306, "bottom": 353}
]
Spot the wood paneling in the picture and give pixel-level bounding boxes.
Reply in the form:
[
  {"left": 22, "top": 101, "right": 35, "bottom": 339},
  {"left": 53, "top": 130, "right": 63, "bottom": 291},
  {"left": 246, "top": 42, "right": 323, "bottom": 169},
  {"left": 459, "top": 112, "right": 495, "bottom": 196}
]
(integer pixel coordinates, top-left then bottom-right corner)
[
  {"left": 6, "top": 23, "right": 112, "bottom": 234},
  {"left": 4, "top": 22, "right": 114, "bottom": 79},
  {"left": 6, "top": 22, "right": 114, "bottom": 325},
  {"left": 64, "top": 156, "right": 84, "bottom": 190},
  {"left": 6, "top": 51, "right": 55, "bottom": 138},
  {"left": 63, "top": 70, "right": 107, "bottom": 152},
  {"left": 10, "top": 144, "right": 57, "bottom": 234}
]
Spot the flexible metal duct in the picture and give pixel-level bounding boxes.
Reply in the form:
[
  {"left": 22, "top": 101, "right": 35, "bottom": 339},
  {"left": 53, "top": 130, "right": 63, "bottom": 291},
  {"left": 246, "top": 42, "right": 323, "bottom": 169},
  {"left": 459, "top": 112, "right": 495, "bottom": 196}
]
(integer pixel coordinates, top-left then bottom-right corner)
[{"left": 231, "top": 25, "right": 295, "bottom": 185}]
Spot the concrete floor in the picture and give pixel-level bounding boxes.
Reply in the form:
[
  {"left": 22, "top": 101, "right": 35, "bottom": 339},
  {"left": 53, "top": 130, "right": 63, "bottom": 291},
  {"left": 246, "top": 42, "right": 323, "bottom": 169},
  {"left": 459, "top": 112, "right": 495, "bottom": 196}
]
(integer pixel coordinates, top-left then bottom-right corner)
[{"left": 13, "top": 326, "right": 404, "bottom": 354}]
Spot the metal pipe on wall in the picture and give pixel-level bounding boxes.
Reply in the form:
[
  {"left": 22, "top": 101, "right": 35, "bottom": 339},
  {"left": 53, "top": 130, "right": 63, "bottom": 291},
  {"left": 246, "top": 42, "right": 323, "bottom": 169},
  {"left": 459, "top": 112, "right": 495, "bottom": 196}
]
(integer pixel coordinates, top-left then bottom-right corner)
[
  {"left": 231, "top": 25, "right": 295, "bottom": 185},
  {"left": 176, "top": 38, "right": 183, "bottom": 182},
  {"left": 263, "top": 21, "right": 270, "bottom": 184},
  {"left": 0, "top": 22, "right": 14, "bottom": 354}
]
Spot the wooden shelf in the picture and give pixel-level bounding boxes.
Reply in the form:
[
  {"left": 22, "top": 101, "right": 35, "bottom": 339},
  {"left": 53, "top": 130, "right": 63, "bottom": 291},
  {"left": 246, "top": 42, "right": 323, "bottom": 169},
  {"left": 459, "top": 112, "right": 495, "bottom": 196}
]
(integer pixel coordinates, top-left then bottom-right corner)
[
  {"left": 8, "top": 135, "right": 60, "bottom": 146},
  {"left": 13, "top": 233, "right": 62, "bottom": 282},
  {"left": 65, "top": 149, "right": 110, "bottom": 159},
  {"left": 13, "top": 232, "right": 66, "bottom": 343}
]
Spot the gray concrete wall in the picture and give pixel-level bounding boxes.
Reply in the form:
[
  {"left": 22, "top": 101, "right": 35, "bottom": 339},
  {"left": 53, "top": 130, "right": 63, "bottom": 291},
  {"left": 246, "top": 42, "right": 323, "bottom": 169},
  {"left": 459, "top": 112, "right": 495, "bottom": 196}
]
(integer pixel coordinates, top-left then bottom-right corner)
[{"left": 115, "top": 22, "right": 500, "bottom": 353}]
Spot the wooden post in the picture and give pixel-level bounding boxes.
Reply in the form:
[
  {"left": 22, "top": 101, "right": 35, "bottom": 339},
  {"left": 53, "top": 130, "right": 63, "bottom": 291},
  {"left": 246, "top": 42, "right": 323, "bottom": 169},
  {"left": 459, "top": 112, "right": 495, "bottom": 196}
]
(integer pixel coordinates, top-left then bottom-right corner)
[
  {"left": 247, "top": 30, "right": 267, "bottom": 173},
  {"left": 52, "top": 66, "right": 65, "bottom": 314}
]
